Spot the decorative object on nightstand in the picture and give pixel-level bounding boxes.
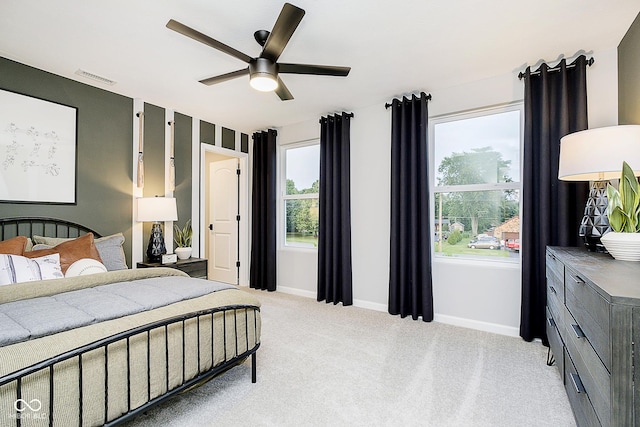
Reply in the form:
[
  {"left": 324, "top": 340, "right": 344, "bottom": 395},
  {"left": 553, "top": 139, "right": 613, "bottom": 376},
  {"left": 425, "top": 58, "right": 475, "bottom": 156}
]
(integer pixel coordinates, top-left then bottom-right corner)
[
  {"left": 137, "top": 196, "right": 178, "bottom": 263},
  {"left": 174, "top": 218, "right": 193, "bottom": 260},
  {"left": 558, "top": 125, "right": 640, "bottom": 252},
  {"left": 600, "top": 161, "right": 640, "bottom": 261}
]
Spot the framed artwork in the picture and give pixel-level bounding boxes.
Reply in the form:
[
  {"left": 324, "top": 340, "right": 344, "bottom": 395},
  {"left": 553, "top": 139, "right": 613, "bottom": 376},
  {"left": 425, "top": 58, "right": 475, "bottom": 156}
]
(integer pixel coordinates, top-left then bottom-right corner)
[{"left": 0, "top": 88, "right": 78, "bottom": 204}]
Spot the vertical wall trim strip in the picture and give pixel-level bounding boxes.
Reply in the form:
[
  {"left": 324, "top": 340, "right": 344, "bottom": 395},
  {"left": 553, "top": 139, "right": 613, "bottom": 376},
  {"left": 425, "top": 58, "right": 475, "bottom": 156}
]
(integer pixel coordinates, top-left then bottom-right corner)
[
  {"left": 192, "top": 118, "right": 201, "bottom": 258},
  {"left": 165, "top": 109, "right": 176, "bottom": 253},
  {"left": 132, "top": 98, "right": 145, "bottom": 267}
]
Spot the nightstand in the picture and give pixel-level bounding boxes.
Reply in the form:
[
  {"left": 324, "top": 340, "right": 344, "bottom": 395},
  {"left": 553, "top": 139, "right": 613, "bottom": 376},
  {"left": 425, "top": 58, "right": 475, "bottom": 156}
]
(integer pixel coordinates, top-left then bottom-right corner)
[{"left": 137, "top": 257, "right": 208, "bottom": 279}]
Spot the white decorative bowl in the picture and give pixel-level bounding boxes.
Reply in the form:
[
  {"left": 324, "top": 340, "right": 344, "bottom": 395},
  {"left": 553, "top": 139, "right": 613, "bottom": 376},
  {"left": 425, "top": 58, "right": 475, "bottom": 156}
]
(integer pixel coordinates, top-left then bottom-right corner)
[
  {"left": 600, "top": 232, "right": 640, "bottom": 261},
  {"left": 175, "top": 247, "right": 192, "bottom": 260}
]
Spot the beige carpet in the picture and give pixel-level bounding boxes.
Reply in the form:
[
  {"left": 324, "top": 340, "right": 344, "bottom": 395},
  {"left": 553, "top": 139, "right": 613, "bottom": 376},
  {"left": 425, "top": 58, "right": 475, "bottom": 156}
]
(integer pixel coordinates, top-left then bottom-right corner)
[{"left": 123, "top": 288, "right": 576, "bottom": 427}]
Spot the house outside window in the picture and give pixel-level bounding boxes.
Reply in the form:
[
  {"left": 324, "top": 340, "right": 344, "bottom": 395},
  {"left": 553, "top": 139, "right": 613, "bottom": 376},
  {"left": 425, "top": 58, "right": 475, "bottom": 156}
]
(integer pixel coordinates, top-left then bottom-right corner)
[
  {"left": 431, "top": 104, "right": 522, "bottom": 262},
  {"left": 281, "top": 141, "right": 320, "bottom": 248}
]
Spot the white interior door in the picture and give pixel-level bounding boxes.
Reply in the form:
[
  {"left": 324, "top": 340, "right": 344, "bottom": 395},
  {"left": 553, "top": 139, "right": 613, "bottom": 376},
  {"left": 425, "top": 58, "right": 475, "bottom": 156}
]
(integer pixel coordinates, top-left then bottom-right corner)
[{"left": 208, "top": 158, "right": 238, "bottom": 284}]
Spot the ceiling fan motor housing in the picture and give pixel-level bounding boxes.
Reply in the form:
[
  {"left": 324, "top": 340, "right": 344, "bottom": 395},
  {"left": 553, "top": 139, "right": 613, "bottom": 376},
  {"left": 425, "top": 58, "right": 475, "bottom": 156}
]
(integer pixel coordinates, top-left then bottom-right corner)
[{"left": 249, "top": 57, "right": 277, "bottom": 79}]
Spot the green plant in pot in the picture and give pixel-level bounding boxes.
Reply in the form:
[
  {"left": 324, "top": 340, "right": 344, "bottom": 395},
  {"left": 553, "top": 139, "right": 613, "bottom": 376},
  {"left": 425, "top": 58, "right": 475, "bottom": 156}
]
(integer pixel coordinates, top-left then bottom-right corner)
[
  {"left": 174, "top": 219, "right": 193, "bottom": 260},
  {"left": 601, "top": 161, "right": 640, "bottom": 261}
]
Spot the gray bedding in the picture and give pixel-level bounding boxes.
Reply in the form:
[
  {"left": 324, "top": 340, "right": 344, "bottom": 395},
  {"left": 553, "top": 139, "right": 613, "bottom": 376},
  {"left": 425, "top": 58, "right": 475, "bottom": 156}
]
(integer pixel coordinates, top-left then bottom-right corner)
[{"left": 0, "top": 275, "right": 234, "bottom": 346}]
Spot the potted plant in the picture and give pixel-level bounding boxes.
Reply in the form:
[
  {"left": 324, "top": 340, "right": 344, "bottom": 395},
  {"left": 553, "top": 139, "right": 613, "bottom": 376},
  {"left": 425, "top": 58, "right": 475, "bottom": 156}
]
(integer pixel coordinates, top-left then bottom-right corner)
[
  {"left": 601, "top": 161, "right": 640, "bottom": 261},
  {"left": 174, "top": 219, "right": 193, "bottom": 260}
]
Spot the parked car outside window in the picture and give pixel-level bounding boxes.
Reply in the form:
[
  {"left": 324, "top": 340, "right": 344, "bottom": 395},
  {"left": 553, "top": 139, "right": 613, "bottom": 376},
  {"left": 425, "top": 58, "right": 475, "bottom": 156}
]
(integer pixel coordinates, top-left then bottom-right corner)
[
  {"left": 506, "top": 239, "right": 520, "bottom": 251},
  {"left": 467, "top": 236, "right": 501, "bottom": 250}
]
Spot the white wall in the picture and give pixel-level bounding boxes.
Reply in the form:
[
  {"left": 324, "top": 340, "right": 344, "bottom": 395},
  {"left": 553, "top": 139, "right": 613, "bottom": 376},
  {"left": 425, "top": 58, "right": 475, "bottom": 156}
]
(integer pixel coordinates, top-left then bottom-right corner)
[{"left": 275, "top": 48, "right": 619, "bottom": 336}]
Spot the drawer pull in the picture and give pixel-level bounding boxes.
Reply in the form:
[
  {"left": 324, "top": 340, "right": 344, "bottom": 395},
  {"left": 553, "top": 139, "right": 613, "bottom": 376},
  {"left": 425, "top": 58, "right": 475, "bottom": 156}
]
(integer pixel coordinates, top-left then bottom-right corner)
[
  {"left": 572, "top": 276, "right": 585, "bottom": 285},
  {"left": 570, "top": 372, "right": 586, "bottom": 394},
  {"left": 549, "top": 285, "right": 557, "bottom": 295},
  {"left": 571, "top": 324, "right": 586, "bottom": 339},
  {"left": 547, "top": 317, "right": 556, "bottom": 328}
]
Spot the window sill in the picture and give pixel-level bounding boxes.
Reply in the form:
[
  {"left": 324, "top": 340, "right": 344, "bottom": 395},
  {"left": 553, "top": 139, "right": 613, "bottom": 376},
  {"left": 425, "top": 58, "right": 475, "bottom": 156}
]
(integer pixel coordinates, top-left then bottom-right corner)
[{"left": 433, "top": 255, "right": 520, "bottom": 269}]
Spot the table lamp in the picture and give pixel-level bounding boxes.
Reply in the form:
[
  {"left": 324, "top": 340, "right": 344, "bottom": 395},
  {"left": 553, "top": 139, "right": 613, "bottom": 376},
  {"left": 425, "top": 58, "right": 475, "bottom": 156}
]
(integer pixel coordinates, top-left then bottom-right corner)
[
  {"left": 137, "top": 196, "right": 178, "bottom": 262},
  {"left": 558, "top": 125, "right": 640, "bottom": 251}
]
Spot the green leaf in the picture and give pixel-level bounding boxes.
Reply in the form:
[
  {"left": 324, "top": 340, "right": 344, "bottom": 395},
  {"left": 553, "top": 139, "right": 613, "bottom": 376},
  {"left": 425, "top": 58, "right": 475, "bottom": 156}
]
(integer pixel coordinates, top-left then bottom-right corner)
[
  {"left": 607, "top": 183, "right": 625, "bottom": 232},
  {"left": 173, "top": 219, "right": 192, "bottom": 247},
  {"left": 608, "top": 162, "right": 640, "bottom": 232}
]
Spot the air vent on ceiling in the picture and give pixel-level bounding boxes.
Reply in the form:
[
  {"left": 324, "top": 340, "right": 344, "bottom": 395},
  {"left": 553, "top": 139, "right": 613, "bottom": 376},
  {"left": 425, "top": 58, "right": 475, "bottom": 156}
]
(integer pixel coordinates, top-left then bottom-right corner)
[{"left": 74, "top": 69, "right": 116, "bottom": 85}]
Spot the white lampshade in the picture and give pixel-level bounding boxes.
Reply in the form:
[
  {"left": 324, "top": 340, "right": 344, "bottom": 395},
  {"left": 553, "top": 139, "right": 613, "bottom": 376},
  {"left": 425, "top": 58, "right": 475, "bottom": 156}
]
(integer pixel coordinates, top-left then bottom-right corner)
[
  {"left": 137, "top": 197, "right": 178, "bottom": 222},
  {"left": 558, "top": 125, "right": 640, "bottom": 181}
]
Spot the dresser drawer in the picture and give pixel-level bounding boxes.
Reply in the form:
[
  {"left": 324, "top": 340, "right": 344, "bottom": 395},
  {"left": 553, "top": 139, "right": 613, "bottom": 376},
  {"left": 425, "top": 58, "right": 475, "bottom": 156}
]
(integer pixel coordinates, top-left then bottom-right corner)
[
  {"left": 546, "top": 307, "right": 564, "bottom": 378},
  {"left": 564, "top": 266, "right": 610, "bottom": 370},
  {"left": 546, "top": 250, "right": 565, "bottom": 295},
  {"left": 564, "top": 349, "right": 602, "bottom": 427},
  {"left": 564, "top": 307, "right": 611, "bottom": 426},
  {"left": 547, "top": 276, "right": 565, "bottom": 338}
]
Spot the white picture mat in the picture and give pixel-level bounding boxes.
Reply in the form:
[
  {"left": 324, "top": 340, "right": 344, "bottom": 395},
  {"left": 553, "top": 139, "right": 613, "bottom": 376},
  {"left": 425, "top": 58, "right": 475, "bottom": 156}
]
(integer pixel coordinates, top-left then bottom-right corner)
[{"left": 0, "top": 89, "right": 77, "bottom": 203}]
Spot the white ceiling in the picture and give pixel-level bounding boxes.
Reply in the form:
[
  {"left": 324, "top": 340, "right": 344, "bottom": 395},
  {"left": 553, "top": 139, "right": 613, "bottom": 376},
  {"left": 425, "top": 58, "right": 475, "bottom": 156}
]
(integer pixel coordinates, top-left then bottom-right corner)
[{"left": 1, "top": 1, "right": 638, "bottom": 134}]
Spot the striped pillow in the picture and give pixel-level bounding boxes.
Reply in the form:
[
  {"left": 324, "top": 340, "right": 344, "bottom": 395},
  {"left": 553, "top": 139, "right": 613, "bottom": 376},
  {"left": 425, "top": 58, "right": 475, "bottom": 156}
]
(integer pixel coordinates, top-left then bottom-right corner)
[{"left": 0, "top": 253, "right": 63, "bottom": 286}]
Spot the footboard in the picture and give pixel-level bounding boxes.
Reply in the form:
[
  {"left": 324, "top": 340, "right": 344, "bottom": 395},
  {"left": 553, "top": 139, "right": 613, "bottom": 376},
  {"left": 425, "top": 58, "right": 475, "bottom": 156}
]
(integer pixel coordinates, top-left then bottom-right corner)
[{"left": 0, "top": 304, "right": 261, "bottom": 426}]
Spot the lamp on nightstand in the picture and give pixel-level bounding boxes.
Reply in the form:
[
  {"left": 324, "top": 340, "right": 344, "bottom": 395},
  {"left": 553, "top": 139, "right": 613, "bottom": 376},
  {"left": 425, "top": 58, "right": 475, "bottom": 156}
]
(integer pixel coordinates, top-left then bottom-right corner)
[
  {"left": 137, "top": 196, "right": 178, "bottom": 262},
  {"left": 558, "top": 125, "right": 640, "bottom": 252}
]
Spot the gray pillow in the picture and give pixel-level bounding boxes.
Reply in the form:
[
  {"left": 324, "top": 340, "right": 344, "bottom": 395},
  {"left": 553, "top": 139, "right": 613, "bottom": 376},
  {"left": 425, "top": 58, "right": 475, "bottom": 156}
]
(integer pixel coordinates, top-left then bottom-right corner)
[{"left": 32, "top": 233, "right": 128, "bottom": 271}]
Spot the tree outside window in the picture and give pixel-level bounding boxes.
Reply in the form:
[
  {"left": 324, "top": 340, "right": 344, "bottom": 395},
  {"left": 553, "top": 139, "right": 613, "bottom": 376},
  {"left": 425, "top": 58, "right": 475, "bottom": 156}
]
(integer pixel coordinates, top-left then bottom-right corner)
[
  {"left": 283, "top": 143, "right": 319, "bottom": 248},
  {"left": 432, "top": 107, "right": 522, "bottom": 260}
]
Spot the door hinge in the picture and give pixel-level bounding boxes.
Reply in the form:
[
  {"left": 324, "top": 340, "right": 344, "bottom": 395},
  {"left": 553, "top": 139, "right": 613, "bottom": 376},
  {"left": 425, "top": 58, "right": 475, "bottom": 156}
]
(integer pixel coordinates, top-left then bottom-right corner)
[
  {"left": 236, "top": 261, "right": 241, "bottom": 268},
  {"left": 236, "top": 168, "right": 241, "bottom": 175},
  {"left": 236, "top": 215, "right": 241, "bottom": 221}
]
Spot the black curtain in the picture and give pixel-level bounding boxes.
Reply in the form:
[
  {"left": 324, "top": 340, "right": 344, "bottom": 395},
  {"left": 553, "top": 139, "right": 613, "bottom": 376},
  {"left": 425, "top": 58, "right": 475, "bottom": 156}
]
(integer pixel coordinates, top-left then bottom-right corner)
[
  {"left": 250, "top": 129, "right": 278, "bottom": 291},
  {"left": 388, "top": 93, "right": 433, "bottom": 321},
  {"left": 520, "top": 56, "right": 589, "bottom": 341},
  {"left": 317, "top": 112, "right": 353, "bottom": 305}
]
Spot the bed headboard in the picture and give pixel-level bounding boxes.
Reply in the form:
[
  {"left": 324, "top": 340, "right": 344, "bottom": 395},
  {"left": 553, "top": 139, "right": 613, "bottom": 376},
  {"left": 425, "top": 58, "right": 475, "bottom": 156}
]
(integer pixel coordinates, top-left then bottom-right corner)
[{"left": 0, "top": 217, "right": 102, "bottom": 240}]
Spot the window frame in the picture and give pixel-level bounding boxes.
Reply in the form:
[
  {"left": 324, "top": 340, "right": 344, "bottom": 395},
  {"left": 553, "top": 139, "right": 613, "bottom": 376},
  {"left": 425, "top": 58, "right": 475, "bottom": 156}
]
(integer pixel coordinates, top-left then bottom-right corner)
[
  {"left": 279, "top": 138, "right": 320, "bottom": 251},
  {"left": 429, "top": 102, "right": 524, "bottom": 264}
]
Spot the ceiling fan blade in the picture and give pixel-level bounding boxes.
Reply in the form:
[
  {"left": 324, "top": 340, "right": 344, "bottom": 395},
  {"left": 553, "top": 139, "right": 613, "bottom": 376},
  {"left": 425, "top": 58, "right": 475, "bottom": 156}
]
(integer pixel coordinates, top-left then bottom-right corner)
[
  {"left": 261, "top": 3, "right": 305, "bottom": 62},
  {"left": 199, "top": 68, "right": 249, "bottom": 86},
  {"left": 167, "top": 19, "right": 253, "bottom": 64},
  {"left": 278, "top": 63, "right": 351, "bottom": 77},
  {"left": 275, "top": 77, "right": 294, "bottom": 101}
]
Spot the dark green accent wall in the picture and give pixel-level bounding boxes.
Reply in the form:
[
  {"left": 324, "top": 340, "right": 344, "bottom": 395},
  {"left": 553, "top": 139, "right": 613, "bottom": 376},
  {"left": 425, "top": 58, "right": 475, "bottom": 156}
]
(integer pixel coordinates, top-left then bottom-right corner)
[
  {"left": 200, "top": 121, "right": 215, "bottom": 145},
  {"left": 174, "top": 112, "right": 192, "bottom": 229},
  {"left": 0, "top": 57, "right": 134, "bottom": 265},
  {"left": 241, "top": 133, "right": 249, "bottom": 153},
  {"left": 619, "top": 12, "right": 640, "bottom": 125},
  {"left": 222, "top": 127, "right": 235, "bottom": 150},
  {"left": 142, "top": 103, "right": 165, "bottom": 198},
  {"left": 141, "top": 103, "right": 165, "bottom": 245}
]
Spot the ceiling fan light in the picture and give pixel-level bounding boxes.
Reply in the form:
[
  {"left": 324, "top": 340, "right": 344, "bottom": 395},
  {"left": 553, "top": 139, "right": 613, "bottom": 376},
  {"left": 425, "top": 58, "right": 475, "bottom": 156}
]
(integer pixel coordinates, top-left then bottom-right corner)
[{"left": 250, "top": 74, "right": 278, "bottom": 92}]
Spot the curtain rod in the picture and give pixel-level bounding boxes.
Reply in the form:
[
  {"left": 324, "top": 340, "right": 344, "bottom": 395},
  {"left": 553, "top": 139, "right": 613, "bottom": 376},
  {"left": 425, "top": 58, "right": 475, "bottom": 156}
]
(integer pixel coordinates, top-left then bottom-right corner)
[
  {"left": 518, "top": 57, "right": 594, "bottom": 80},
  {"left": 319, "top": 112, "right": 354, "bottom": 123},
  {"left": 385, "top": 92, "right": 432, "bottom": 109}
]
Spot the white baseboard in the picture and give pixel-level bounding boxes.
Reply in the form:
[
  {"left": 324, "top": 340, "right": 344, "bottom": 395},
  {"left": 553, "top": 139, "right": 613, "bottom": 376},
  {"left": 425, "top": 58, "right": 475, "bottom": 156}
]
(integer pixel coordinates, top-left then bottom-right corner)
[
  {"left": 276, "top": 286, "right": 316, "bottom": 299},
  {"left": 271, "top": 286, "right": 519, "bottom": 337},
  {"left": 433, "top": 313, "right": 520, "bottom": 337},
  {"left": 352, "top": 299, "right": 387, "bottom": 312},
  {"left": 276, "top": 287, "right": 388, "bottom": 312}
]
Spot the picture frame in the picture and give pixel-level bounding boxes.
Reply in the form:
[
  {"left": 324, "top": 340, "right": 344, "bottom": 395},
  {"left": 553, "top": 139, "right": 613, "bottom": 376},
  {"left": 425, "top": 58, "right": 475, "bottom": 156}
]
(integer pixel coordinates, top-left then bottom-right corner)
[{"left": 0, "top": 88, "right": 78, "bottom": 204}]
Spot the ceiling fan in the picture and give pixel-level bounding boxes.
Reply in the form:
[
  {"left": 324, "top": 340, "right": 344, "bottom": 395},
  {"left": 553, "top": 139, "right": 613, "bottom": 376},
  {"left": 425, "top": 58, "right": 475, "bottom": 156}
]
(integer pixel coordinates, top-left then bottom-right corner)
[{"left": 166, "top": 3, "right": 351, "bottom": 101}]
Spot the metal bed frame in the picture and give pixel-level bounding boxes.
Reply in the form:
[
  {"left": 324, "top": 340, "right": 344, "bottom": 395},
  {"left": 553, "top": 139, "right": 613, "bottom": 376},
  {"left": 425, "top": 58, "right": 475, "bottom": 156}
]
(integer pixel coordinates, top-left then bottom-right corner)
[{"left": 0, "top": 217, "right": 261, "bottom": 426}]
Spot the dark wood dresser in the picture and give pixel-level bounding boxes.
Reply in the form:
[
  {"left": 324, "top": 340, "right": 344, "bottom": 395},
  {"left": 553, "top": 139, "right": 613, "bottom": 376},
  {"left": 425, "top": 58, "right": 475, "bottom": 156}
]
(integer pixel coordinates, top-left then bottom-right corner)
[{"left": 546, "top": 246, "right": 640, "bottom": 426}]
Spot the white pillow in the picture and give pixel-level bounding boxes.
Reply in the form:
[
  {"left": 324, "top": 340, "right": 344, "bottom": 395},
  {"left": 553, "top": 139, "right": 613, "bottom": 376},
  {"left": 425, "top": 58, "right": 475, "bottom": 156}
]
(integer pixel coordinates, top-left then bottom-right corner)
[
  {"left": 0, "top": 253, "right": 63, "bottom": 286},
  {"left": 65, "top": 258, "right": 108, "bottom": 277}
]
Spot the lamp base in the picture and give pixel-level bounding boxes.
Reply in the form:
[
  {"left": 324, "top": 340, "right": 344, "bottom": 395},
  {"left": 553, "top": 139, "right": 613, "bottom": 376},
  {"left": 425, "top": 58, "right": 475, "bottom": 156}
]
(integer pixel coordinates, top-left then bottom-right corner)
[
  {"left": 578, "top": 180, "right": 610, "bottom": 253},
  {"left": 146, "top": 222, "right": 167, "bottom": 262}
]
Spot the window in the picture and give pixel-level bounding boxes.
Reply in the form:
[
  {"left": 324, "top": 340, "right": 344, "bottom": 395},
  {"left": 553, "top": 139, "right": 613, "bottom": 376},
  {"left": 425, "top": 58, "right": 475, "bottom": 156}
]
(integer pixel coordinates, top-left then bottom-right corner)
[
  {"left": 282, "top": 141, "right": 319, "bottom": 248},
  {"left": 431, "top": 105, "right": 522, "bottom": 261}
]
